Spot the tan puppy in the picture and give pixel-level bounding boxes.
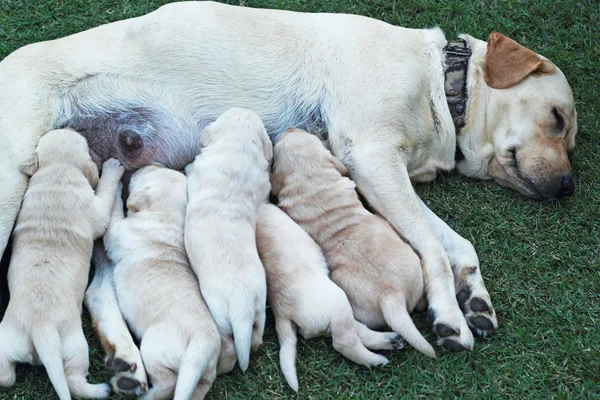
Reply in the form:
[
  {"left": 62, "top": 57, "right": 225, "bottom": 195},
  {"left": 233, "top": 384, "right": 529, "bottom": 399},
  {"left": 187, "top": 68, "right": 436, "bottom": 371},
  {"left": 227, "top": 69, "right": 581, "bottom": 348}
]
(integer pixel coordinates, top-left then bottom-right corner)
[
  {"left": 272, "top": 128, "right": 436, "bottom": 358},
  {"left": 256, "top": 203, "right": 405, "bottom": 392},
  {"left": 104, "top": 165, "right": 220, "bottom": 400},
  {"left": 185, "top": 108, "right": 272, "bottom": 373},
  {"left": 0, "top": 129, "right": 124, "bottom": 399}
]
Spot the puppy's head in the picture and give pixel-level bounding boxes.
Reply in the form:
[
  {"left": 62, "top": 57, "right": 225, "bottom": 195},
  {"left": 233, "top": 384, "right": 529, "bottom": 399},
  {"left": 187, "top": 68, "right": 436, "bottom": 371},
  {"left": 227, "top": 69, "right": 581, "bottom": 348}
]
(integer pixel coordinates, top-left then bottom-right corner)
[
  {"left": 200, "top": 108, "right": 273, "bottom": 162},
  {"left": 272, "top": 128, "right": 347, "bottom": 196},
  {"left": 126, "top": 164, "right": 187, "bottom": 213},
  {"left": 464, "top": 33, "right": 577, "bottom": 200},
  {"left": 21, "top": 128, "right": 99, "bottom": 185}
]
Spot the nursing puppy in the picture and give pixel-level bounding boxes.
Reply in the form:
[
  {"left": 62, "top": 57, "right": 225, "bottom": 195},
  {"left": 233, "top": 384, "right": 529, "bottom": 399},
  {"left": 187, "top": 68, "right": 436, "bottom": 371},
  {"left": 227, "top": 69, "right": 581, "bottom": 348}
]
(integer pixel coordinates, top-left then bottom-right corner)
[
  {"left": 104, "top": 165, "right": 220, "bottom": 400},
  {"left": 0, "top": 129, "right": 124, "bottom": 399},
  {"left": 256, "top": 203, "right": 405, "bottom": 392},
  {"left": 272, "top": 128, "right": 436, "bottom": 357},
  {"left": 185, "top": 108, "right": 271, "bottom": 373}
]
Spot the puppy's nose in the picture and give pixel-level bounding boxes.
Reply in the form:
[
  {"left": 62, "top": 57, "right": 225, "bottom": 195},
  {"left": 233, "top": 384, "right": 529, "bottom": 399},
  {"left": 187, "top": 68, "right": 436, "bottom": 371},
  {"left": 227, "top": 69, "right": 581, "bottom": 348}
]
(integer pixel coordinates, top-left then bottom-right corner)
[{"left": 555, "top": 176, "right": 575, "bottom": 198}]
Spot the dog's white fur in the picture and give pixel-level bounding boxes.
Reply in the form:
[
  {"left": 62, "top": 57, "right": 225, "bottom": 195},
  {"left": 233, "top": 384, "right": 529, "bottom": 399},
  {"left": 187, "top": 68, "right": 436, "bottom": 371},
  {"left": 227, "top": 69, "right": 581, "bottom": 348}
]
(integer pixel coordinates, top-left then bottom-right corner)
[
  {"left": 257, "top": 203, "right": 405, "bottom": 391},
  {"left": 84, "top": 240, "right": 148, "bottom": 397},
  {"left": 104, "top": 165, "right": 220, "bottom": 400},
  {"left": 272, "top": 129, "right": 437, "bottom": 356},
  {"left": 185, "top": 108, "right": 271, "bottom": 373},
  {"left": 0, "top": 129, "right": 123, "bottom": 399},
  {"left": 0, "top": 1, "right": 576, "bottom": 350}
]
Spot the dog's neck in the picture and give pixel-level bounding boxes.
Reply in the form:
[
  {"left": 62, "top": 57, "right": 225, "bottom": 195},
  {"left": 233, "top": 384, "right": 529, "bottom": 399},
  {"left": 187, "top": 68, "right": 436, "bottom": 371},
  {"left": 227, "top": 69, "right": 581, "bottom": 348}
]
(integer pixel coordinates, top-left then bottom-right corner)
[{"left": 451, "top": 35, "right": 496, "bottom": 180}]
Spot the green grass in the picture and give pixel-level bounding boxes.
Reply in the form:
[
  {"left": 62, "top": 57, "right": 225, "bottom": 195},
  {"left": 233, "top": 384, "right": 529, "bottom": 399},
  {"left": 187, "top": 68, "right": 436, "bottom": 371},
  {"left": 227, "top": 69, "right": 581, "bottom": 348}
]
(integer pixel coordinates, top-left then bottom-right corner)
[{"left": 1, "top": 0, "right": 599, "bottom": 398}]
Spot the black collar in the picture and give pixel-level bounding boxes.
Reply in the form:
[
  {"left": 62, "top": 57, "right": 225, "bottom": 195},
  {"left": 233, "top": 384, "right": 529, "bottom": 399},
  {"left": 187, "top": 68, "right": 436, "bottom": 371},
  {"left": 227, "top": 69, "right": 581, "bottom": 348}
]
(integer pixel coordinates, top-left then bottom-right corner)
[{"left": 444, "top": 39, "right": 471, "bottom": 135}]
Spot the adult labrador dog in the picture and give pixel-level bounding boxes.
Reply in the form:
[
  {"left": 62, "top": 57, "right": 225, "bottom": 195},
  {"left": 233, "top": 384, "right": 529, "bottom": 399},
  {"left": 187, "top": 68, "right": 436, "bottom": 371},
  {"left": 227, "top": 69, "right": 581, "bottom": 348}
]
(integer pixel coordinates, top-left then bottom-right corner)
[{"left": 0, "top": 1, "right": 576, "bottom": 351}]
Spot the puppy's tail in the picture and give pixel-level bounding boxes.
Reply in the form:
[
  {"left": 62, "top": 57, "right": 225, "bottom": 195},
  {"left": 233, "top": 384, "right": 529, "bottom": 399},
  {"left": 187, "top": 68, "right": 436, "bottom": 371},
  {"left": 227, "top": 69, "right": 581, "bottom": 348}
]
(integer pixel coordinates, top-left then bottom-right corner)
[
  {"left": 173, "top": 336, "right": 217, "bottom": 400},
  {"left": 275, "top": 318, "right": 299, "bottom": 392},
  {"left": 381, "top": 297, "right": 436, "bottom": 358},
  {"left": 32, "top": 327, "right": 71, "bottom": 400}
]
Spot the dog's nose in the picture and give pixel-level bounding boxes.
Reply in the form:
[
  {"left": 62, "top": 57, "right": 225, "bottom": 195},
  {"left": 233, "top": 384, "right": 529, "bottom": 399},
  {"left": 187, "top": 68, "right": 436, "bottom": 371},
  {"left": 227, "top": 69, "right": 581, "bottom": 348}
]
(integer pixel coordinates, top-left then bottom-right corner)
[{"left": 555, "top": 176, "right": 574, "bottom": 198}]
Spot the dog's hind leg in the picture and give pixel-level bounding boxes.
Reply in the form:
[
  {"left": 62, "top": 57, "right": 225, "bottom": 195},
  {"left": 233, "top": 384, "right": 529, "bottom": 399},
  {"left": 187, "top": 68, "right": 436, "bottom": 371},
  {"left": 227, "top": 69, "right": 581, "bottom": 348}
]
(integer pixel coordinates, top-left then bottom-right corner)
[
  {"left": 85, "top": 241, "right": 148, "bottom": 396},
  {"left": 62, "top": 327, "right": 111, "bottom": 399},
  {"left": 0, "top": 322, "right": 30, "bottom": 387},
  {"left": 354, "top": 321, "right": 406, "bottom": 351},
  {"left": 418, "top": 198, "right": 498, "bottom": 337},
  {"left": 330, "top": 310, "right": 389, "bottom": 368}
]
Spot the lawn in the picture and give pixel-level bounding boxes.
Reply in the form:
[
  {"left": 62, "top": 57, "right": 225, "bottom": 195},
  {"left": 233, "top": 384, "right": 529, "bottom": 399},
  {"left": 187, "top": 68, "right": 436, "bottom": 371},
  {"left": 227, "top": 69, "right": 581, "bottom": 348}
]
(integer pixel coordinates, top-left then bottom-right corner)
[{"left": 0, "top": 0, "right": 599, "bottom": 398}]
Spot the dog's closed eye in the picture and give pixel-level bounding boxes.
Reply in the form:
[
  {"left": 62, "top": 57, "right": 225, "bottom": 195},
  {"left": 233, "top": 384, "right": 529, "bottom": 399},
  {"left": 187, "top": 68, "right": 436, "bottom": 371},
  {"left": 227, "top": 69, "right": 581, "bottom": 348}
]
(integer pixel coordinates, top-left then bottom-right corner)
[{"left": 552, "top": 107, "right": 565, "bottom": 132}]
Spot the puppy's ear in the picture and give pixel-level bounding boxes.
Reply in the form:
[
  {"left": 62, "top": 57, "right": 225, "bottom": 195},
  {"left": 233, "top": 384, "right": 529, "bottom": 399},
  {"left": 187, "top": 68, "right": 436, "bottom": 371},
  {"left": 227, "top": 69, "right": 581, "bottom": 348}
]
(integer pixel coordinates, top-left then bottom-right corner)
[
  {"left": 484, "top": 32, "right": 556, "bottom": 89},
  {"left": 329, "top": 154, "right": 348, "bottom": 176},
  {"left": 262, "top": 135, "right": 273, "bottom": 164},
  {"left": 83, "top": 162, "right": 100, "bottom": 188},
  {"left": 20, "top": 153, "right": 39, "bottom": 177},
  {"left": 126, "top": 190, "right": 148, "bottom": 213}
]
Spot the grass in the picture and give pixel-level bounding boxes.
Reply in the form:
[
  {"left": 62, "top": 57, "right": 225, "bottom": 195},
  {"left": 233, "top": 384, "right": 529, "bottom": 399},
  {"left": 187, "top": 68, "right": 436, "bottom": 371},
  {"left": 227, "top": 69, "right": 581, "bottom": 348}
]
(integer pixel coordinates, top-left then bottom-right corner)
[{"left": 0, "top": 0, "right": 599, "bottom": 398}]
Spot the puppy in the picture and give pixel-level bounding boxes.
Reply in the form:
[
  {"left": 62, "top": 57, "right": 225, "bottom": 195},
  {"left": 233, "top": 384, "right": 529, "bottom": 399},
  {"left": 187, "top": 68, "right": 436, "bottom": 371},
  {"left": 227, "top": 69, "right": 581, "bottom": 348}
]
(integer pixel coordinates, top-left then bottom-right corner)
[
  {"left": 0, "top": 129, "right": 124, "bottom": 399},
  {"left": 272, "top": 128, "right": 436, "bottom": 358},
  {"left": 256, "top": 203, "right": 405, "bottom": 392},
  {"left": 104, "top": 165, "right": 220, "bottom": 400},
  {"left": 185, "top": 108, "right": 272, "bottom": 373}
]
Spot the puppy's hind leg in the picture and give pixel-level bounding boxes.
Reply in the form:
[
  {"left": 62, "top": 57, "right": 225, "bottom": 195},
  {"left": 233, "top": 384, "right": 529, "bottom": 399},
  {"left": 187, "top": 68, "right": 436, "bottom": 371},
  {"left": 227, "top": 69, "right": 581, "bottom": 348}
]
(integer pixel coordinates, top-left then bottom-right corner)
[
  {"left": 354, "top": 321, "right": 407, "bottom": 351},
  {"left": 216, "top": 333, "right": 236, "bottom": 375},
  {"left": 62, "top": 327, "right": 111, "bottom": 399},
  {"left": 330, "top": 308, "right": 389, "bottom": 369},
  {"left": 0, "top": 322, "right": 30, "bottom": 388},
  {"left": 85, "top": 241, "right": 148, "bottom": 396}
]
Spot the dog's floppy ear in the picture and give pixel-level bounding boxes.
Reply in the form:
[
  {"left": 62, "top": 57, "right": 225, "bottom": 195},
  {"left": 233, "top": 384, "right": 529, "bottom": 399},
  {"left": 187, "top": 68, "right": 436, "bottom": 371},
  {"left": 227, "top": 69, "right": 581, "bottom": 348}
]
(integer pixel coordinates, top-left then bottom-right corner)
[
  {"left": 20, "top": 153, "right": 39, "bottom": 177},
  {"left": 329, "top": 154, "right": 348, "bottom": 176},
  {"left": 262, "top": 135, "right": 274, "bottom": 164},
  {"left": 484, "top": 32, "right": 556, "bottom": 89},
  {"left": 83, "top": 162, "right": 100, "bottom": 188},
  {"left": 126, "top": 190, "right": 148, "bottom": 213}
]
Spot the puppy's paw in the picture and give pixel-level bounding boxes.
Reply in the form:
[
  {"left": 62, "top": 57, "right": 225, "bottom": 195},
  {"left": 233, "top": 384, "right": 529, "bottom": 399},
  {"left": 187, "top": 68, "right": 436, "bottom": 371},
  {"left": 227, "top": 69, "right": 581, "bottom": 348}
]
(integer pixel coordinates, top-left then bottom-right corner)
[
  {"left": 102, "top": 158, "right": 126, "bottom": 177},
  {"left": 457, "top": 284, "right": 498, "bottom": 337},
  {"left": 105, "top": 350, "right": 148, "bottom": 397},
  {"left": 428, "top": 306, "right": 474, "bottom": 352},
  {"left": 390, "top": 334, "right": 407, "bottom": 350}
]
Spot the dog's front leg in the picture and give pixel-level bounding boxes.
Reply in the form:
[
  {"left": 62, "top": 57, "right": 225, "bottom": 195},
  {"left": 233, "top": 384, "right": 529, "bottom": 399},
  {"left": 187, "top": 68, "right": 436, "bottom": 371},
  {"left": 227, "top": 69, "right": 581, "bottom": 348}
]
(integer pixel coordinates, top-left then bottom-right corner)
[
  {"left": 348, "top": 143, "right": 473, "bottom": 351},
  {"left": 417, "top": 198, "right": 498, "bottom": 336},
  {"left": 85, "top": 241, "right": 148, "bottom": 396}
]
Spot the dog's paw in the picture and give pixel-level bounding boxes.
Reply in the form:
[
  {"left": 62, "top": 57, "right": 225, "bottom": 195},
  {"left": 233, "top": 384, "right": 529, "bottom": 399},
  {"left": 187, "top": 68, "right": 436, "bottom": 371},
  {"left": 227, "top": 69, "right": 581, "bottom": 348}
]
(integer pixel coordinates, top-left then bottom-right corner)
[
  {"left": 428, "top": 306, "right": 474, "bottom": 352},
  {"left": 105, "top": 351, "right": 148, "bottom": 397},
  {"left": 390, "top": 334, "right": 407, "bottom": 350},
  {"left": 457, "top": 284, "right": 498, "bottom": 337},
  {"left": 102, "top": 158, "right": 125, "bottom": 177}
]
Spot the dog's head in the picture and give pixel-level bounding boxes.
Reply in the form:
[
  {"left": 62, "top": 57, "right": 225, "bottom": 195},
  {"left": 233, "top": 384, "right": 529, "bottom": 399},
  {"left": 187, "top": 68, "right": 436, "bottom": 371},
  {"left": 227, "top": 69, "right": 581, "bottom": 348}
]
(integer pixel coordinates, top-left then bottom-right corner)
[
  {"left": 21, "top": 128, "right": 99, "bottom": 186},
  {"left": 200, "top": 108, "right": 273, "bottom": 163},
  {"left": 126, "top": 164, "right": 187, "bottom": 213},
  {"left": 460, "top": 33, "right": 577, "bottom": 200},
  {"left": 272, "top": 128, "right": 347, "bottom": 196}
]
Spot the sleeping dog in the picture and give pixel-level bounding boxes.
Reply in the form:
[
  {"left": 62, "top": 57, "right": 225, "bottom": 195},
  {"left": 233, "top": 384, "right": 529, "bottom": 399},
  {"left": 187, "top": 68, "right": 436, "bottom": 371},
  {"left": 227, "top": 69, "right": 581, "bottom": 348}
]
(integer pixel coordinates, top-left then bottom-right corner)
[{"left": 0, "top": 2, "right": 576, "bottom": 352}]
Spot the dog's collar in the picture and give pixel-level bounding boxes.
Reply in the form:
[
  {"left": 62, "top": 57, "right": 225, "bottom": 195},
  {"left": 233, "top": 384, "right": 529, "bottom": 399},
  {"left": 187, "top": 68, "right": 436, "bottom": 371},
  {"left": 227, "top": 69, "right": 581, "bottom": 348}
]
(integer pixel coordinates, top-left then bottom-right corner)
[{"left": 444, "top": 39, "right": 471, "bottom": 135}]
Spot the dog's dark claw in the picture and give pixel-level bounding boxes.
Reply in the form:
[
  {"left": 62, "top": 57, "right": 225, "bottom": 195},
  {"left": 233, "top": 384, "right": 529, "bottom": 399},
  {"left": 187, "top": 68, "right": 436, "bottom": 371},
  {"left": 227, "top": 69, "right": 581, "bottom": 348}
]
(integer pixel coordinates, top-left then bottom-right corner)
[
  {"left": 435, "top": 323, "right": 460, "bottom": 338},
  {"left": 469, "top": 297, "right": 490, "bottom": 312},
  {"left": 390, "top": 334, "right": 407, "bottom": 350},
  {"left": 469, "top": 315, "right": 495, "bottom": 331},
  {"left": 441, "top": 339, "right": 468, "bottom": 352},
  {"left": 117, "top": 377, "right": 140, "bottom": 391}
]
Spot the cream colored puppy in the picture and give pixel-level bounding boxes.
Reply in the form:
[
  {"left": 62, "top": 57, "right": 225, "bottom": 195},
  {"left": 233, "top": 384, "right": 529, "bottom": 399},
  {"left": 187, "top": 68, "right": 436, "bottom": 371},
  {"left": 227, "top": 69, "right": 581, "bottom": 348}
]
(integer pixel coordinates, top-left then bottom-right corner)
[
  {"left": 256, "top": 203, "right": 405, "bottom": 392},
  {"left": 272, "top": 128, "right": 436, "bottom": 358},
  {"left": 104, "top": 165, "right": 220, "bottom": 400},
  {"left": 0, "top": 129, "right": 124, "bottom": 399},
  {"left": 185, "top": 108, "right": 272, "bottom": 373}
]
